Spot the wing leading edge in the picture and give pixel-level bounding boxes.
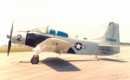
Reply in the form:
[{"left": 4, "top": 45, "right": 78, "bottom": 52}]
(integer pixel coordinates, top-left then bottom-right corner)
[{"left": 33, "top": 38, "right": 73, "bottom": 53}]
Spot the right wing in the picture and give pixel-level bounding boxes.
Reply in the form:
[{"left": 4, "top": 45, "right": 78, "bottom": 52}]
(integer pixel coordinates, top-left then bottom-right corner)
[{"left": 33, "top": 38, "right": 72, "bottom": 53}]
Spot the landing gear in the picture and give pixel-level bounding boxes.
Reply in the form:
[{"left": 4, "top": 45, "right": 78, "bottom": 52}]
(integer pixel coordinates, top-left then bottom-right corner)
[
  {"left": 31, "top": 55, "right": 39, "bottom": 64},
  {"left": 31, "top": 46, "right": 40, "bottom": 64}
]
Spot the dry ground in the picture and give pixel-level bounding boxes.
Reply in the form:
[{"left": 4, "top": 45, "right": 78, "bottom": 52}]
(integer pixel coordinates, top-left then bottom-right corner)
[{"left": 0, "top": 46, "right": 130, "bottom": 80}]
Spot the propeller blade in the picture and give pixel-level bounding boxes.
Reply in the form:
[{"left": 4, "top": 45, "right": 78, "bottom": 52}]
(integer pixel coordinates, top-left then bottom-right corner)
[
  {"left": 7, "top": 40, "right": 11, "bottom": 56},
  {"left": 7, "top": 22, "right": 13, "bottom": 56}
]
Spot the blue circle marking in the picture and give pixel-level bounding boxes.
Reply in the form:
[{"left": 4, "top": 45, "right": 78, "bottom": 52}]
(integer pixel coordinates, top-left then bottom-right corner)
[{"left": 75, "top": 42, "right": 82, "bottom": 50}]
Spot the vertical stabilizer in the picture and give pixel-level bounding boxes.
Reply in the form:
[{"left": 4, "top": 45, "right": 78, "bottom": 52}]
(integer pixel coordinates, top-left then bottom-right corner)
[
  {"left": 100, "top": 22, "right": 120, "bottom": 53},
  {"left": 102, "top": 22, "right": 120, "bottom": 45}
]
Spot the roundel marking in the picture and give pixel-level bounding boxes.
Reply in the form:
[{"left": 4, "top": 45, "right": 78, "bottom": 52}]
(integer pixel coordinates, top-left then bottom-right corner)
[{"left": 75, "top": 42, "right": 82, "bottom": 50}]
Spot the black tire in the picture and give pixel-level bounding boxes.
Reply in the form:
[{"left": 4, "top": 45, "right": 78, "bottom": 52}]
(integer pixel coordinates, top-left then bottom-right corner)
[{"left": 31, "top": 57, "right": 39, "bottom": 64}]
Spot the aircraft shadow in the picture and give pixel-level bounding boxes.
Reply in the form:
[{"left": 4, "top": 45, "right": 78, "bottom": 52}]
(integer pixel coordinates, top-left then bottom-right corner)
[
  {"left": 19, "top": 57, "right": 126, "bottom": 72},
  {"left": 99, "top": 58, "right": 127, "bottom": 63},
  {"left": 41, "top": 57, "right": 81, "bottom": 72}
]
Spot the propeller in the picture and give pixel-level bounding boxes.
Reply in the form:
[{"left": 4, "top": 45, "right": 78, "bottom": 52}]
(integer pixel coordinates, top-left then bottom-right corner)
[{"left": 7, "top": 22, "right": 13, "bottom": 56}]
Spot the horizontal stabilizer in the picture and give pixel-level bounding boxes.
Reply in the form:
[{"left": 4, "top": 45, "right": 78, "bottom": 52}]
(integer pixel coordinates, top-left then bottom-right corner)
[{"left": 99, "top": 44, "right": 120, "bottom": 47}]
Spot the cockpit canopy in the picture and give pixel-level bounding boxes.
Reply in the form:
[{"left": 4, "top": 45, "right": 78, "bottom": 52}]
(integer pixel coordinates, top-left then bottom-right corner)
[
  {"left": 49, "top": 29, "right": 68, "bottom": 37},
  {"left": 28, "top": 27, "right": 68, "bottom": 38}
]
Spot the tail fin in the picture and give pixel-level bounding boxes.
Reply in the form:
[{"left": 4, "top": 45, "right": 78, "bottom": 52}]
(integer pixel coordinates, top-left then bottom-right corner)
[
  {"left": 102, "top": 22, "right": 120, "bottom": 45},
  {"left": 100, "top": 22, "right": 120, "bottom": 53}
]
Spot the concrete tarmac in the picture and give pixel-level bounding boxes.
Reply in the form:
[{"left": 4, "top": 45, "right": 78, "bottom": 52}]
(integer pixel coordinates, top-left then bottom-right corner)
[{"left": 0, "top": 47, "right": 130, "bottom": 80}]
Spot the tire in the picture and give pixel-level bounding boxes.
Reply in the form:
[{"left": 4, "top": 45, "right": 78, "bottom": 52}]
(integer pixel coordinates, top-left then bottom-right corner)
[{"left": 31, "top": 57, "right": 39, "bottom": 64}]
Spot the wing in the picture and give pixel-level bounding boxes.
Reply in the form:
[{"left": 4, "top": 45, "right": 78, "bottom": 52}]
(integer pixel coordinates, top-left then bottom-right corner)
[{"left": 33, "top": 38, "right": 72, "bottom": 53}]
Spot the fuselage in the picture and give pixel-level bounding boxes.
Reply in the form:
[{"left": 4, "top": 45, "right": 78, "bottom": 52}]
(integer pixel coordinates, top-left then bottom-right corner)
[
  {"left": 11, "top": 23, "right": 120, "bottom": 56},
  {"left": 11, "top": 31, "right": 116, "bottom": 55}
]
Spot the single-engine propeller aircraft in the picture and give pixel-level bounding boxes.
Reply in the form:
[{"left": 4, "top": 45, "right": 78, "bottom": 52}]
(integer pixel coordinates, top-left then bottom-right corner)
[{"left": 7, "top": 22, "right": 120, "bottom": 64}]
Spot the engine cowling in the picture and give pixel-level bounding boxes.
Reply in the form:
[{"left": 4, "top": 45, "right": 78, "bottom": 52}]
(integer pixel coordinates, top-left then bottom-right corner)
[{"left": 11, "top": 32, "right": 27, "bottom": 45}]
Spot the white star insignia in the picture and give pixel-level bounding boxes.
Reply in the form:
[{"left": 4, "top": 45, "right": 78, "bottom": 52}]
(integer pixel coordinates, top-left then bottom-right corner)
[
  {"left": 74, "top": 42, "right": 86, "bottom": 50},
  {"left": 76, "top": 43, "right": 81, "bottom": 49}
]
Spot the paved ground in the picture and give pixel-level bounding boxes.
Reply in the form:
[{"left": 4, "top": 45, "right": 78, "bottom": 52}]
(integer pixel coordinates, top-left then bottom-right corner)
[{"left": 0, "top": 47, "right": 130, "bottom": 80}]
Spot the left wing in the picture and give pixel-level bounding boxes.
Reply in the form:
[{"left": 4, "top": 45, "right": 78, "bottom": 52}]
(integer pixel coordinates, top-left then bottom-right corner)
[{"left": 33, "top": 38, "right": 72, "bottom": 53}]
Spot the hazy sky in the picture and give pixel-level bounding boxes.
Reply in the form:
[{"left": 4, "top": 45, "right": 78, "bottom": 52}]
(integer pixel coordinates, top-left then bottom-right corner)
[{"left": 0, "top": 0, "right": 130, "bottom": 46}]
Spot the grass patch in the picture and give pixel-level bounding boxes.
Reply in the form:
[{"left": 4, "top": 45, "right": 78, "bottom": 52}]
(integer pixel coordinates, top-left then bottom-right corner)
[{"left": 0, "top": 46, "right": 33, "bottom": 53}]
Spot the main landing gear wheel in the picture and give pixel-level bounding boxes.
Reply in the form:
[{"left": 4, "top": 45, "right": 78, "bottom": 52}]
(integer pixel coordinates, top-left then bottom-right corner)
[{"left": 31, "top": 55, "right": 39, "bottom": 64}]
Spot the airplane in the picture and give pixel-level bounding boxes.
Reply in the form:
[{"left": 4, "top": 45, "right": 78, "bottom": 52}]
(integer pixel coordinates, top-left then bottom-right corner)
[{"left": 7, "top": 22, "right": 120, "bottom": 64}]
